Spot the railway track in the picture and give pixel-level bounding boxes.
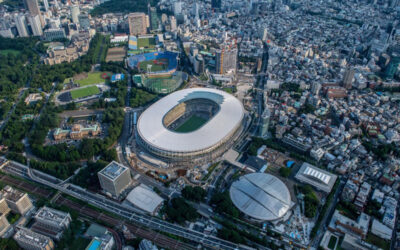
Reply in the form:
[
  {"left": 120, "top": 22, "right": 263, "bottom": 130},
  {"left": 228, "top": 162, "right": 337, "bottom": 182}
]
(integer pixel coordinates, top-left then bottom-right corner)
[
  {"left": 0, "top": 174, "right": 53, "bottom": 198},
  {"left": 54, "top": 195, "right": 196, "bottom": 250}
]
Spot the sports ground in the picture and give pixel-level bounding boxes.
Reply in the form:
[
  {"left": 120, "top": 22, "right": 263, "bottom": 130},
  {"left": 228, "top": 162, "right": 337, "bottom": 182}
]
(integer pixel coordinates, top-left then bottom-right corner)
[
  {"left": 70, "top": 86, "right": 100, "bottom": 99},
  {"left": 76, "top": 72, "right": 105, "bottom": 86},
  {"left": 138, "top": 58, "right": 169, "bottom": 72},
  {"left": 137, "top": 37, "right": 156, "bottom": 48},
  {"left": 175, "top": 115, "right": 208, "bottom": 133}
]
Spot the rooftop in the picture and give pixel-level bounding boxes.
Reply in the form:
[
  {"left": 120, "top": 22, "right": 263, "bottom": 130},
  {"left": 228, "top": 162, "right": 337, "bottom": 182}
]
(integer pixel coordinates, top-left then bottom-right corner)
[
  {"left": 0, "top": 185, "right": 26, "bottom": 202},
  {"left": 35, "top": 206, "right": 70, "bottom": 225},
  {"left": 99, "top": 161, "right": 128, "bottom": 181},
  {"left": 137, "top": 88, "right": 244, "bottom": 153},
  {"left": 229, "top": 173, "right": 292, "bottom": 221},
  {"left": 295, "top": 163, "right": 338, "bottom": 193},
  {"left": 14, "top": 227, "right": 52, "bottom": 248},
  {"left": 126, "top": 184, "right": 164, "bottom": 214}
]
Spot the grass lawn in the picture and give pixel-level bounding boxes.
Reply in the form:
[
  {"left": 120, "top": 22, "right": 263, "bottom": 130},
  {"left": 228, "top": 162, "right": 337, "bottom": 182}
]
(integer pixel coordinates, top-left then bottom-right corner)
[
  {"left": 175, "top": 115, "right": 208, "bottom": 133},
  {"left": 7, "top": 212, "right": 20, "bottom": 224},
  {"left": 366, "top": 233, "right": 390, "bottom": 250},
  {"left": 139, "top": 60, "right": 167, "bottom": 72},
  {"left": 137, "top": 37, "right": 156, "bottom": 48},
  {"left": 328, "top": 235, "right": 337, "bottom": 249},
  {"left": 63, "top": 77, "right": 72, "bottom": 84},
  {"left": 76, "top": 72, "right": 105, "bottom": 86},
  {"left": 70, "top": 86, "right": 100, "bottom": 99},
  {"left": 0, "top": 49, "right": 21, "bottom": 56}
]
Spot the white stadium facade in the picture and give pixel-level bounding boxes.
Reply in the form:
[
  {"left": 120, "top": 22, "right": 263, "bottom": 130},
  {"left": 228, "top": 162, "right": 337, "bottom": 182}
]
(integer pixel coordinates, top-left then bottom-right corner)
[
  {"left": 230, "top": 173, "right": 293, "bottom": 222},
  {"left": 136, "top": 88, "right": 245, "bottom": 163}
]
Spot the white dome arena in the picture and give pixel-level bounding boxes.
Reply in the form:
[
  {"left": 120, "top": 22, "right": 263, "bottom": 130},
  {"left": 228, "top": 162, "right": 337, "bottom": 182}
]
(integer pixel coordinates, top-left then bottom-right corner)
[
  {"left": 136, "top": 88, "right": 244, "bottom": 160},
  {"left": 230, "top": 173, "right": 292, "bottom": 221}
]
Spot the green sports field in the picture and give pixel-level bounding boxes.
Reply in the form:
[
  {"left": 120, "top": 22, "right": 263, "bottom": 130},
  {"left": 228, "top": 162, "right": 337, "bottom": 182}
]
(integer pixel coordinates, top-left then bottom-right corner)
[
  {"left": 137, "top": 37, "right": 156, "bottom": 48},
  {"left": 139, "top": 59, "right": 168, "bottom": 72},
  {"left": 70, "top": 86, "right": 100, "bottom": 99},
  {"left": 76, "top": 72, "right": 105, "bottom": 86},
  {"left": 175, "top": 115, "right": 208, "bottom": 133}
]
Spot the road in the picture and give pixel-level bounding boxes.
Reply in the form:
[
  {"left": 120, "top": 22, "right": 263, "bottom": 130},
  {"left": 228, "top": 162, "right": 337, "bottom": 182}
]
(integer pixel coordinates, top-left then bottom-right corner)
[
  {"left": 24, "top": 82, "right": 58, "bottom": 160},
  {"left": 1, "top": 158, "right": 247, "bottom": 250},
  {"left": 250, "top": 42, "right": 269, "bottom": 135},
  {"left": 311, "top": 178, "right": 346, "bottom": 248}
]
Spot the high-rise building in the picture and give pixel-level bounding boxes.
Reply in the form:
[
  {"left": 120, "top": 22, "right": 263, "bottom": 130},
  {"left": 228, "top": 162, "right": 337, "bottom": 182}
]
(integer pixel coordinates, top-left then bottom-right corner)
[
  {"left": 215, "top": 47, "right": 238, "bottom": 75},
  {"left": 14, "top": 14, "right": 29, "bottom": 37},
  {"left": 173, "top": 1, "right": 182, "bottom": 16},
  {"left": 342, "top": 67, "right": 355, "bottom": 89},
  {"left": 128, "top": 12, "right": 147, "bottom": 36},
  {"left": 98, "top": 161, "right": 132, "bottom": 198},
  {"left": 78, "top": 14, "right": 90, "bottom": 30},
  {"left": 261, "top": 27, "right": 268, "bottom": 42},
  {"left": 23, "top": 0, "right": 44, "bottom": 27},
  {"left": 311, "top": 82, "right": 321, "bottom": 95},
  {"left": 170, "top": 16, "right": 177, "bottom": 31},
  {"left": 14, "top": 226, "right": 55, "bottom": 250},
  {"left": 28, "top": 15, "right": 43, "bottom": 36},
  {"left": 384, "top": 53, "right": 400, "bottom": 79},
  {"left": 192, "top": 2, "right": 199, "bottom": 17},
  {"left": 43, "top": 0, "right": 49, "bottom": 11},
  {"left": 0, "top": 213, "right": 10, "bottom": 237},
  {"left": 259, "top": 108, "right": 271, "bottom": 137},
  {"left": 0, "top": 185, "right": 33, "bottom": 215},
  {"left": 70, "top": 5, "right": 80, "bottom": 24}
]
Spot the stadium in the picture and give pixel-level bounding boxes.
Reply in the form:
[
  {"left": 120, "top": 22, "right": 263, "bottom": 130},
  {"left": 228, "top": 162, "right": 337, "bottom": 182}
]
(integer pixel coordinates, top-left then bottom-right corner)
[
  {"left": 230, "top": 173, "right": 293, "bottom": 222},
  {"left": 128, "top": 51, "right": 184, "bottom": 94},
  {"left": 128, "top": 51, "right": 178, "bottom": 77},
  {"left": 136, "top": 88, "right": 245, "bottom": 163}
]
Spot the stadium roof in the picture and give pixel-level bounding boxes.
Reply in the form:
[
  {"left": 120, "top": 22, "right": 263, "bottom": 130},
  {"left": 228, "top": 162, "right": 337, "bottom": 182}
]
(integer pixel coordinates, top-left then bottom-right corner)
[
  {"left": 137, "top": 88, "right": 244, "bottom": 153},
  {"left": 295, "top": 162, "right": 338, "bottom": 193},
  {"left": 229, "top": 173, "right": 292, "bottom": 221},
  {"left": 126, "top": 184, "right": 164, "bottom": 214}
]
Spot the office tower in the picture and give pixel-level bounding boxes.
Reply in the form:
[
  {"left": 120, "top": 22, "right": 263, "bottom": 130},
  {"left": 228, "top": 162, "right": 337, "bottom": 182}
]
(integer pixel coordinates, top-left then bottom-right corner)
[
  {"left": 311, "top": 82, "right": 321, "bottom": 95},
  {"left": 342, "top": 67, "right": 355, "bottom": 89},
  {"left": 70, "top": 5, "right": 80, "bottom": 24},
  {"left": 192, "top": 2, "right": 199, "bottom": 17},
  {"left": 0, "top": 185, "right": 33, "bottom": 215},
  {"left": 28, "top": 15, "right": 43, "bottom": 36},
  {"left": 98, "top": 161, "right": 132, "bottom": 198},
  {"left": 128, "top": 12, "right": 147, "bottom": 35},
  {"left": 14, "top": 227, "right": 55, "bottom": 250},
  {"left": 170, "top": 16, "right": 177, "bottom": 31},
  {"left": 43, "top": 0, "right": 49, "bottom": 11},
  {"left": 0, "top": 213, "right": 10, "bottom": 237},
  {"left": 23, "top": 0, "right": 45, "bottom": 27},
  {"left": 259, "top": 108, "right": 271, "bottom": 137},
  {"left": 14, "top": 14, "right": 29, "bottom": 37},
  {"left": 261, "top": 27, "right": 268, "bottom": 42},
  {"left": 78, "top": 14, "right": 90, "bottom": 30},
  {"left": 215, "top": 47, "right": 238, "bottom": 74},
  {"left": 173, "top": 1, "right": 182, "bottom": 16},
  {"left": 384, "top": 53, "right": 400, "bottom": 79}
]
